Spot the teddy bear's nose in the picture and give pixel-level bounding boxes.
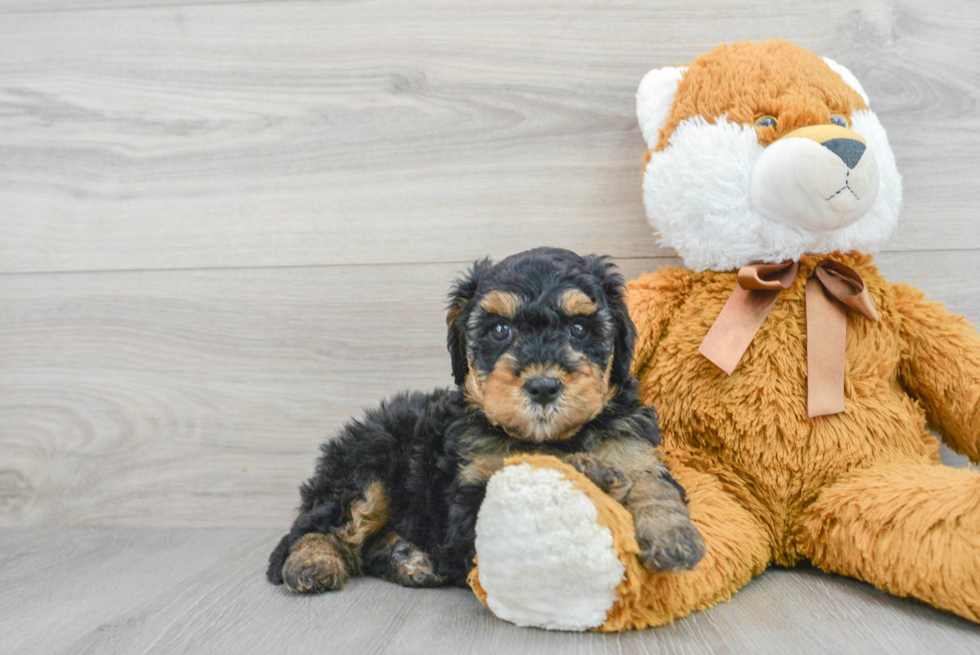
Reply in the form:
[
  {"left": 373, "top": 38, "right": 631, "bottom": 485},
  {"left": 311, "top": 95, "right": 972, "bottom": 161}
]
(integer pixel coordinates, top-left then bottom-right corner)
[{"left": 822, "top": 138, "right": 866, "bottom": 169}]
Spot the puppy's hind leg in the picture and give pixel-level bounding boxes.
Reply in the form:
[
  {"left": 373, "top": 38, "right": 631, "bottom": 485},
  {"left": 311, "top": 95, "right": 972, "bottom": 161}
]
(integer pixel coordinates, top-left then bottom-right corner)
[
  {"left": 281, "top": 533, "right": 356, "bottom": 594},
  {"left": 277, "top": 481, "right": 390, "bottom": 593},
  {"left": 364, "top": 529, "right": 446, "bottom": 588}
]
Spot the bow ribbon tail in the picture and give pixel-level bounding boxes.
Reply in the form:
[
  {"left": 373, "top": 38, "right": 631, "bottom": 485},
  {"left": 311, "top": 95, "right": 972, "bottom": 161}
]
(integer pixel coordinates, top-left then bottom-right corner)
[
  {"left": 805, "top": 277, "right": 848, "bottom": 417},
  {"left": 698, "top": 286, "right": 782, "bottom": 375},
  {"left": 806, "top": 261, "right": 879, "bottom": 417}
]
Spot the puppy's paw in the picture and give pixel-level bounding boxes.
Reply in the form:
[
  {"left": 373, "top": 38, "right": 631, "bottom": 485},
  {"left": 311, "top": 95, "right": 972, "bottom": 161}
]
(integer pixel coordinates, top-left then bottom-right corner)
[
  {"left": 281, "top": 533, "right": 350, "bottom": 593},
  {"left": 567, "top": 455, "right": 632, "bottom": 503},
  {"left": 389, "top": 548, "right": 445, "bottom": 588},
  {"left": 636, "top": 520, "right": 706, "bottom": 572}
]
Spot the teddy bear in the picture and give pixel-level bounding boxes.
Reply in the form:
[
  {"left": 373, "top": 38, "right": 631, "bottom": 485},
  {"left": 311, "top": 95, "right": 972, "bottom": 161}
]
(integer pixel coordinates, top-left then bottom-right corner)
[{"left": 467, "top": 39, "right": 980, "bottom": 631}]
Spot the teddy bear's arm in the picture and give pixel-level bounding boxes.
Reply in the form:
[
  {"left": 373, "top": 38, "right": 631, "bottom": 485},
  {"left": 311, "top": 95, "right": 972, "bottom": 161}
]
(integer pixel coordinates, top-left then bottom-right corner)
[
  {"left": 894, "top": 282, "right": 980, "bottom": 462},
  {"left": 626, "top": 267, "right": 692, "bottom": 376}
]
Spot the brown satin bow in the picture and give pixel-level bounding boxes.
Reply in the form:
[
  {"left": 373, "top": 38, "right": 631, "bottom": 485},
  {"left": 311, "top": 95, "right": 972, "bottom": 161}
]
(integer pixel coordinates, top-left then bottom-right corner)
[{"left": 698, "top": 260, "right": 879, "bottom": 418}]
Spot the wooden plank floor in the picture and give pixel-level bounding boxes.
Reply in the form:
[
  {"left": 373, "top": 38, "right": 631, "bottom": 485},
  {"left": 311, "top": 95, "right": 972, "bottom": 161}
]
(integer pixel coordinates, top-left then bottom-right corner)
[
  {"left": 2, "top": 529, "right": 979, "bottom": 655},
  {"left": 2, "top": 0, "right": 980, "bottom": 651}
]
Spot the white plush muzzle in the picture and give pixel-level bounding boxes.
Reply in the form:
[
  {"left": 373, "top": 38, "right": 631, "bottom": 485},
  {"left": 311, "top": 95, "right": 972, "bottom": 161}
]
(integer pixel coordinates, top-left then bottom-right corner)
[{"left": 749, "top": 131, "right": 880, "bottom": 232}]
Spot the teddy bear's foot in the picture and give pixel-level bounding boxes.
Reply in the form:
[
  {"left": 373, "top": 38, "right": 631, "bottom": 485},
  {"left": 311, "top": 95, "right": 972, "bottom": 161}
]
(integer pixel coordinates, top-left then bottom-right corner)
[
  {"left": 473, "top": 458, "right": 630, "bottom": 631},
  {"left": 281, "top": 533, "right": 356, "bottom": 593},
  {"left": 798, "top": 462, "right": 980, "bottom": 623},
  {"left": 472, "top": 455, "right": 777, "bottom": 631}
]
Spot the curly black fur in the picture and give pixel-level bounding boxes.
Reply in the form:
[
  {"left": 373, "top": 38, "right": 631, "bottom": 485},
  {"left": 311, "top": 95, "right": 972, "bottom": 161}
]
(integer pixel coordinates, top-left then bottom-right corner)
[{"left": 267, "top": 248, "right": 697, "bottom": 592}]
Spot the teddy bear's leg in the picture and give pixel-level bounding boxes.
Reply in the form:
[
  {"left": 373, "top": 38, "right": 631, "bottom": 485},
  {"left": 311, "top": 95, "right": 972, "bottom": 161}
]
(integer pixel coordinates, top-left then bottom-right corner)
[
  {"left": 601, "top": 461, "right": 773, "bottom": 630},
  {"left": 796, "top": 462, "right": 980, "bottom": 623}
]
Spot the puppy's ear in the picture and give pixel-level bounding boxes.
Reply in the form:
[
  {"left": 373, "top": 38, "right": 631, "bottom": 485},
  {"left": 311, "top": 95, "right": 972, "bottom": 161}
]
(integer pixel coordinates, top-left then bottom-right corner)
[
  {"left": 584, "top": 255, "right": 636, "bottom": 389},
  {"left": 447, "top": 258, "right": 493, "bottom": 386}
]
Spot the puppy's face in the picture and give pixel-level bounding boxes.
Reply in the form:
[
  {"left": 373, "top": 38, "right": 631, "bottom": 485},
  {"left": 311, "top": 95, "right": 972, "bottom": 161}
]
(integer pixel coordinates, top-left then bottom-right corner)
[{"left": 447, "top": 248, "right": 635, "bottom": 443}]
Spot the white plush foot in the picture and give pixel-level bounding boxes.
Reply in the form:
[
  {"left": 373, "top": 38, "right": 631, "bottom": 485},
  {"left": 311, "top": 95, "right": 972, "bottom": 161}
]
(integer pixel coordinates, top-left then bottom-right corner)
[{"left": 473, "top": 463, "right": 625, "bottom": 631}]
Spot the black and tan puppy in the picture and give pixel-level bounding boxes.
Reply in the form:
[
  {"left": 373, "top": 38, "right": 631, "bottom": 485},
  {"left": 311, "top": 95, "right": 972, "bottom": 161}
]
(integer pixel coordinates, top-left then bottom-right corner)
[{"left": 267, "top": 248, "right": 704, "bottom": 593}]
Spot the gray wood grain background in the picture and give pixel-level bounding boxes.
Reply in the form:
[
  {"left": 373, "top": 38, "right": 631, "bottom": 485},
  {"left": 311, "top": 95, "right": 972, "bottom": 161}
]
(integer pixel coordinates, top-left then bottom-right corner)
[{"left": 2, "top": 0, "right": 980, "bottom": 651}]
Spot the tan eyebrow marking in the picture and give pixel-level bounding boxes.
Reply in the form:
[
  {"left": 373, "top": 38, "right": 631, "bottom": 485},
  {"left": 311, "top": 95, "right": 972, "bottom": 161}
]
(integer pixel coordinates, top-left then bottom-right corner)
[
  {"left": 479, "top": 290, "right": 521, "bottom": 318},
  {"left": 560, "top": 288, "right": 598, "bottom": 316}
]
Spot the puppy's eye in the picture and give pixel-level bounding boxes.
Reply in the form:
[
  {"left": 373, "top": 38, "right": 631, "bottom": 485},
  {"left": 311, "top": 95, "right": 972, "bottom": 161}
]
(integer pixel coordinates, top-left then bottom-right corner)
[
  {"left": 830, "top": 114, "right": 850, "bottom": 128},
  {"left": 755, "top": 115, "right": 777, "bottom": 129},
  {"left": 568, "top": 320, "right": 589, "bottom": 341},
  {"left": 489, "top": 322, "right": 513, "bottom": 342}
]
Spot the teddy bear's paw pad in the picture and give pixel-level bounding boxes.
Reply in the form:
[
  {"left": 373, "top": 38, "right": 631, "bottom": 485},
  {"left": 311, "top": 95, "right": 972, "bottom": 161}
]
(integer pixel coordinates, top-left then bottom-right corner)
[
  {"left": 566, "top": 455, "right": 633, "bottom": 503},
  {"left": 474, "top": 463, "right": 626, "bottom": 631},
  {"left": 281, "top": 533, "right": 350, "bottom": 594},
  {"left": 637, "top": 521, "right": 706, "bottom": 572}
]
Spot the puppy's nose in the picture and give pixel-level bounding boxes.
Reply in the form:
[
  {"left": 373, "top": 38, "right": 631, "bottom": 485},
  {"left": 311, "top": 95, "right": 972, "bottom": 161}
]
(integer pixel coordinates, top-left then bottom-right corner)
[
  {"left": 822, "top": 138, "right": 866, "bottom": 169},
  {"left": 524, "top": 377, "right": 562, "bottom": 405}
]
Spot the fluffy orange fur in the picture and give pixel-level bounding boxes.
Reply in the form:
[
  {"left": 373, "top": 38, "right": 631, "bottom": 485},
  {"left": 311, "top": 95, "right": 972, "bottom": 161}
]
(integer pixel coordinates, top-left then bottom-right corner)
[
  {"left": 620, "top": 252, "right": 980, "bottom": 626},
  {"left": 656, "top": 40, "right": 868, "bottom": 151}
]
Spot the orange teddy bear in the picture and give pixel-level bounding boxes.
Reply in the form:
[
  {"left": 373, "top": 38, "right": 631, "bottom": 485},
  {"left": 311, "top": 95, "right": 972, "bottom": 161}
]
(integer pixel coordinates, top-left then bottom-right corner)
[
  {"left": 628, "top": 39, "right": 980, "bottom": 625},
  {"left": 469, "top": 40, "right": 980, "bottom": 630}
]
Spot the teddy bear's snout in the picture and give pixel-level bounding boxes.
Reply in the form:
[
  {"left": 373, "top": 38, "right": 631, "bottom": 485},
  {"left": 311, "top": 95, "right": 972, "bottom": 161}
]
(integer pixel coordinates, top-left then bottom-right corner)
[{"left": 748, "top": 124, "right": 879, "bottom": 233}]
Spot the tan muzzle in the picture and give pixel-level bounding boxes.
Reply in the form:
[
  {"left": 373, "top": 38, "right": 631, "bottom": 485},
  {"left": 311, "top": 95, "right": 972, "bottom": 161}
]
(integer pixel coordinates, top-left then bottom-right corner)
[{"left": 777, "top": 124, "right": 867, "bottom": 169}]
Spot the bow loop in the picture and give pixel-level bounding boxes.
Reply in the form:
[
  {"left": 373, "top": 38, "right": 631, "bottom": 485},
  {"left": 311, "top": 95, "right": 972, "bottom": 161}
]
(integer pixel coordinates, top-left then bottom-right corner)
[
  {"left": 737, "top": 261, "right": 799, "bottom": 291},
  {"left": 698, "top": 257, "right": 877, "bottom": 418},
  {"left": 813, "top": 261, "right": 879, "bottom": 322}
]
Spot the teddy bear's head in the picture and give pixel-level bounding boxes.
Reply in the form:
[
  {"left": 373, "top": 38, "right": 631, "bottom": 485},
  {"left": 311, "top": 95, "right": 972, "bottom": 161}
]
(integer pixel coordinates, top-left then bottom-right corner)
[{"left": 637, "top": 40, "right": 902, "bottom": 271}]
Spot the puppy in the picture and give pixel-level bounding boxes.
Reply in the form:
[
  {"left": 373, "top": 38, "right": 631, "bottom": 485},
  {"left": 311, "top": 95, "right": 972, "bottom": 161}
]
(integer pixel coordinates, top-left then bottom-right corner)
[{"left": 267, "top": 248, "right": 704, "bottom": 593}]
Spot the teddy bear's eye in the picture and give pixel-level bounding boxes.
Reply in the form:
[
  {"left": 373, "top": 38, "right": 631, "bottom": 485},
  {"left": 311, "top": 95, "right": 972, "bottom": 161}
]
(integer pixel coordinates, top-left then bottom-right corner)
[
  {"left": 754, "top": 115, "right": 777, "bottom": 129},
  {"left": 830, "top": 114, "right": 850, "bottom": 128}
]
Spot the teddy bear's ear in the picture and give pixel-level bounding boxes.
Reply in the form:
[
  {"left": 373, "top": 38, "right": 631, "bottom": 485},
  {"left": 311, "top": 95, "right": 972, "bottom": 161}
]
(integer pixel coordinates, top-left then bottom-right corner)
[
  {"left": 821, "top": 57, "right": 871, "bottom": 106},
  {"left": 636, "top": 66, "right": 687, "bottom": 150}
]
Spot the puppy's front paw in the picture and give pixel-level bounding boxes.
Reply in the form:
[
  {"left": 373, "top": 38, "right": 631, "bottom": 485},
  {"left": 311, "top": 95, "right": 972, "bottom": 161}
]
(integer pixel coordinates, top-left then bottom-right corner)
[
  {"left": 281, "top": 533, "right": 350, "bottom": 593},
  {"left": 566, "top": 455, "right": 633, "bottom": 503},
  {"left": 636, "top": 520, "right": 706, "bottom": 572}
]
